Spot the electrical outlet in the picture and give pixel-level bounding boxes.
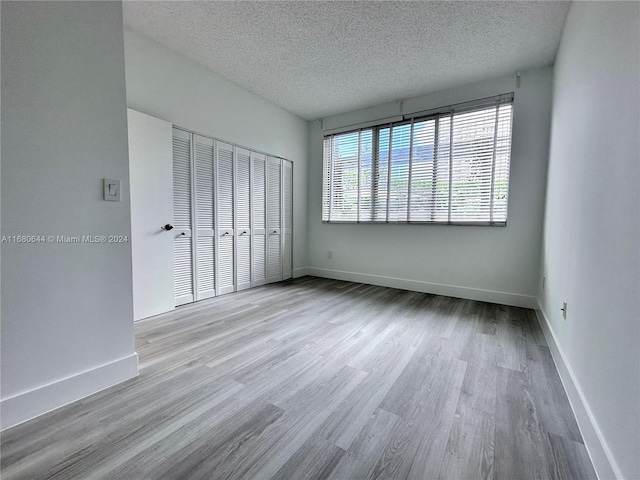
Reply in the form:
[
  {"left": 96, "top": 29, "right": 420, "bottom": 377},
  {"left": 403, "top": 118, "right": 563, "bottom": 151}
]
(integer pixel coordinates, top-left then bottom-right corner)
[
  {"left": 542, "top": 276, "right": 546, "bottom": 290},
  {"left": 561, "top": 302, "right": 567, "bottom": 319},
  {"left": 327, "top": 251, "right": 333, "bottom": 260}
]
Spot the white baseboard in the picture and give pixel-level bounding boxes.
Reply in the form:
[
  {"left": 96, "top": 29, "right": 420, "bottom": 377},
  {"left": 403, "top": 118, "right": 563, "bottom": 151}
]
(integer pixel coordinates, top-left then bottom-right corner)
[
  {"left": 534, "top": 302, "right": 620, "bottom": 480},
  {"left": 292, "top": 267, "right": 308, "bottom": 279},
  {"left": 307, "top": 267, "right": 536, "bottom": 308},
  {"left": 0, "top": 353, "right": 139, "bottom": 431}
]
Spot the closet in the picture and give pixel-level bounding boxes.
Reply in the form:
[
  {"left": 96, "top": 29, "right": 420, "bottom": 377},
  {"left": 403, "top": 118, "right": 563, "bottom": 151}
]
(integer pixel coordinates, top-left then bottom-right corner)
[{"left": 172, "top": 127, "right": 293, "bottom": 306}]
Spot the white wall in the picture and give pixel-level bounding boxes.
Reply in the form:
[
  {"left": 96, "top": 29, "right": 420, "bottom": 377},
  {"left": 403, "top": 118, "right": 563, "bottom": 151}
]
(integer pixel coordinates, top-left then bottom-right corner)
[
  {"left": 538, "top": 2, "right": 640, "bottom": 479},
  {"left": 124, "top": 30, "right": 309, "bottom": 276},
  {"left": 308, "top": 67, "right": 553, "bottom": 307},
  {"left": 1, "top": 1, "right": 138, "bottom": 430}
]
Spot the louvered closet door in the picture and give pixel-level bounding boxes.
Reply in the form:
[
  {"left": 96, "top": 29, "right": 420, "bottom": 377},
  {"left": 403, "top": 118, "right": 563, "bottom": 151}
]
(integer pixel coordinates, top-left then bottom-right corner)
[
  {"left": 215, "top": 141, "right": 235, "bottom": 295},
  {"left": 172, "top": 128, "right": 194, "bottom": 306},
  {"left": 235, "top": 147, "right": 251, "bottom": 291},
  {"left": 282, "top": 160, "right": 293, "bottom": 280},
  {"left": 194, "top": 134, "right": 216, "bottom": 300},
  {"left": 267, "top": 156, "right": 282, "bottom": 283},
  {"left": 251, "top": 152, "right": 267, "bottom": 287}
]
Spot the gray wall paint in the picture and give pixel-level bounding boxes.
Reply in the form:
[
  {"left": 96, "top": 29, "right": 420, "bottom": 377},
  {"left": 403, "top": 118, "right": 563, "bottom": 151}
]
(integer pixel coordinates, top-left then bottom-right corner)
[
  {"left": 124, "top": 30, "right": 309, "bottom": 274},
  {"left": 539, "top": 2, "right": 640, "bottom": 478},
  {"left": 308, "top": 67, "right": 552, "bottom": 306},
  {"left": 1, "top": 0, "right": 136, "bottom": 419}
]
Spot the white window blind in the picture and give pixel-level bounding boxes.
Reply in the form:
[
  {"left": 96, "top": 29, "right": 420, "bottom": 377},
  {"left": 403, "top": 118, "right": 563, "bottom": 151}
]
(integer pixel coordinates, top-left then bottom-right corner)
[{"left": 322, "top": 93, "right": 514, "bottom": 226}]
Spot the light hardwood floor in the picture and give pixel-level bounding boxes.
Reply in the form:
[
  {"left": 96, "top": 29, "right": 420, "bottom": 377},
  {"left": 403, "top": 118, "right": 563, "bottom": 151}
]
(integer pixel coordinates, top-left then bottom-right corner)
[{"left": 1, "top": 277, "right": 597, "bottom": 479}]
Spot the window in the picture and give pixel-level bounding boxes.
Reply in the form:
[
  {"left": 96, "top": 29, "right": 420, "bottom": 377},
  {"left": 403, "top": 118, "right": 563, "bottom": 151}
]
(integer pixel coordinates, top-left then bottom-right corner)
[{"left": 322, "top": 93, "right": 514, "bottom": 225}]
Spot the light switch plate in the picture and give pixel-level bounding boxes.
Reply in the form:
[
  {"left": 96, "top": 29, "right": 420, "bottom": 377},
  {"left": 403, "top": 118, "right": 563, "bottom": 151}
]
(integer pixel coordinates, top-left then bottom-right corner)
[{"left": 103, "top": 178, "right": 121, "bottom": 202}]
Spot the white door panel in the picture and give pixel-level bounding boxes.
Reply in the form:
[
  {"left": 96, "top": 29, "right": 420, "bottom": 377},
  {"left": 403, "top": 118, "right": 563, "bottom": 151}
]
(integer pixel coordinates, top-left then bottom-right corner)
[
  {"left": 251, "top": 152, "right": 267, "bottom": 287},
  {"left": 267, "top": 156, "right": 282, "bottom": 283},
  {"left": 235, "top": 147, "right": 251, "bottom": 291},
  {"left": 172, "top": 127, "right": 194, "bottom": 306},
  {"left": 283, "top": 160, "right": 293, "bottom": 280},
  {"left": 194, "top": 135, "right": 216, "bottom": 300},
  {"left": 128, "top": 109, "right": 175, "bottom": 319},
  {"left": 216, "top": 141, "right": 235, "bottom": 295}
]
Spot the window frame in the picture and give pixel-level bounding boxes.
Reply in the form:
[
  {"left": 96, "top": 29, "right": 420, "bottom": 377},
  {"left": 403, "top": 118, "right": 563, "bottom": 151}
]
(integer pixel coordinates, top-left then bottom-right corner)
[{"left": 322, "top": 93, "right": 515, "bottom": 226}]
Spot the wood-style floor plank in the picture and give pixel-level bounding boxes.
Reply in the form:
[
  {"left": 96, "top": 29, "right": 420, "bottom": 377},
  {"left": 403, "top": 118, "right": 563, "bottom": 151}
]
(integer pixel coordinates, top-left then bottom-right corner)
[
  {"left": 525, "top": 343, "right": 583, "bottom": 443},
  {"left": 438, "top": 333, "right": 498, "bottom": 480},
  {"left": 0, "top": 277, "right": 595, "bottom": 479},
  {"left": 270, "top": 434, "right": 345, "bottom": 480},
  {"left": 495, "top": 366, "right": 548, "bottom": 479},
  {"left": 544, "top": 432, "right": 598, "bottom": 480},
  {"left": 327, "top": 408, "right": 400, "bottom": 480}
]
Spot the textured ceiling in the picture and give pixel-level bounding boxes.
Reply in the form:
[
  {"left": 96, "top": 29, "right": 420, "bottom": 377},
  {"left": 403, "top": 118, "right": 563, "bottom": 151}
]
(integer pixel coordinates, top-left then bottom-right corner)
[{"left": 123, "top": 1, "right": 570, "bottom": 120}]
